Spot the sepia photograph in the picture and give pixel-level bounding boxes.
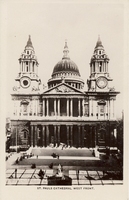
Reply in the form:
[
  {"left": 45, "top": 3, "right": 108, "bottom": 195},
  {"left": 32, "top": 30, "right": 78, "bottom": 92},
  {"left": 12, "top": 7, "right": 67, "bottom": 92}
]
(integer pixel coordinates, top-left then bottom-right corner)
[{"left": 0, "top": 0, "right": 128, "bottom": 199}]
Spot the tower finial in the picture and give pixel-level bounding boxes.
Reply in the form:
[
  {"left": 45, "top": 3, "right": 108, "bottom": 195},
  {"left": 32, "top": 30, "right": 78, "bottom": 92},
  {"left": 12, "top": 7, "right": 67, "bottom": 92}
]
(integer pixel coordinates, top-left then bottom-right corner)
[
  {"left": 95, "top": 35, "right": 103, "bottom": 48},
  {"left": 25, "top": 35, "right": 33, "bottom": 49}
]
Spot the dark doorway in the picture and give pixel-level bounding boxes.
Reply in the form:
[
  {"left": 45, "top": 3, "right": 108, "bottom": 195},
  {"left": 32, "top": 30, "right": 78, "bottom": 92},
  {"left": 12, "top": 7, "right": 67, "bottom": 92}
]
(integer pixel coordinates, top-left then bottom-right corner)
[
  {"left": 60, "top": 98, "right": 67, "bottom": 116},
  {"left": 73, "top": 125, "right": 78, "bottom": 147},
  {"left": 98, "top": 128, "right": 106, "bottom": 147},
  {"left": 60, "top": 125, "right": 67, "bottom": 144},
  {"left": 49, "top": 125, "right": 54, "bottom": 144}
]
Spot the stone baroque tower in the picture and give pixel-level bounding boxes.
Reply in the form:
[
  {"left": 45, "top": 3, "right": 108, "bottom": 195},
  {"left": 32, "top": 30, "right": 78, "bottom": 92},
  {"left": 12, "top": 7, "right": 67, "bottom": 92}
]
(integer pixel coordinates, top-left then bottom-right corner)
[
  {"left": 87, "top": 36, "right": 119, "bottom": 120},
  {"left": 14, "top": 35, "right": 41, "bottom": 93}
]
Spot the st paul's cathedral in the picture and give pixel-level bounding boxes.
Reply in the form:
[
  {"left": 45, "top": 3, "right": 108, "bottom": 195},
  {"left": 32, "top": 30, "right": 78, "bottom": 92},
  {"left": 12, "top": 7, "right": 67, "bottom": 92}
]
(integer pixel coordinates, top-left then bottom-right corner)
[{"left": 10, "top": 36, "right": 119, "bottom": 149}]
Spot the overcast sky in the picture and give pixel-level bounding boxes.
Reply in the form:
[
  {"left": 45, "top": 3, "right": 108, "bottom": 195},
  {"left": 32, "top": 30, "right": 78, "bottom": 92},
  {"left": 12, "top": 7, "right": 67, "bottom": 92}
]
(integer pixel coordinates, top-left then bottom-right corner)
[{"left": 1, "top": 0, "right": 127, "bottom": 118}]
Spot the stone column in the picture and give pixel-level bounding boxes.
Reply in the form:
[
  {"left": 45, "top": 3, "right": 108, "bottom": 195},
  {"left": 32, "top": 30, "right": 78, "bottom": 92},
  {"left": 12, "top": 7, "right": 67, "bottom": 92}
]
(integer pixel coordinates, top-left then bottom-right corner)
[
  {"left": 67, "top": 126, "right": 70, "bottom": 146},
  {"left": 32, "top": 125, "right": 35, "bottom": 147},
  {"left": 54, "top": 126, "right": 57, "bottom": 146},
  {"left": 42, "top": 99, "right": 45, "bottom": 116},
  {"left": 78, "top": 125, "right": 81, "bottom": 147},
  {"left": 67, "top": 98, "right": 69, "bottom": 116},
  {"left": 70, "top": 125, "right": 73, "bottom": 147},
  {"left": 58, "top": 99, "right": 60, "bottom": 116},
  {"left": 81, "top": 125, "right": 84, "bottom": 148},
  {"left": 54, "top": 98, "right": 57, "bottom": 116},
  {"left": 113, "top": 99, "right": 115, "bottom": 118},
  {"left": 42, "top": 125, "right": 45, "bottom": 147},
  {"left": 46, "top": 99, "right": 49, "bottom": 116},
  {"left": 35, "top": 125, "right": 38, "bottom": 146},
  {"left": 109, "top": 100, "right": 111, "bottom": 119},
  {"left": 90, "top": 126, "right": 92, "bottom": 147},
  {"left": 57, "top": 125, "right": 60, "bottom": 146},
  {"left": 70, "top": 99, "right": 73, "bottom": 117},
  {"left": 94, "top": 126, "right": 97, "bottom": 147},
  {"left": 78, "top": 98, "right": 80, "bottom": 117},
  {"left": 46, "top": 125, "right": 49, "bottom": 146},
  {"left": 31, "top": 125, "right": 34, "bottom": 147},
  {"left": 82, "top": 99, "right": 85, "bottom": 117}
]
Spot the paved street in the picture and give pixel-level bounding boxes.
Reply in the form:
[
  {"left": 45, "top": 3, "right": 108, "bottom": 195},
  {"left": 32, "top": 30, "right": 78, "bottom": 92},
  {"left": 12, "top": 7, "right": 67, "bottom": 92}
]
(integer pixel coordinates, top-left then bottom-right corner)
[
  {"left": 6, "top": 148, "right": 123, "bottom": 186},
  {"left": 6, "top": 168, "right": 123, "bottom": 186}
]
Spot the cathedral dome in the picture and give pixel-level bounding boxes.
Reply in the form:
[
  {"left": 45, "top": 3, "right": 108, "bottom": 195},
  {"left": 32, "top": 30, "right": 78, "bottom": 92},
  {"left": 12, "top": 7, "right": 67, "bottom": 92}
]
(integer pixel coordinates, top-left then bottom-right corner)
[
  {"left": 48, "top": 41, "right": 84, "bottom": 89},
  {"left": 52, "top": 59, "right": 80, "bottom": 77},
  {"left": 52, "top": 41, "right": 80, "bottom": 77}
]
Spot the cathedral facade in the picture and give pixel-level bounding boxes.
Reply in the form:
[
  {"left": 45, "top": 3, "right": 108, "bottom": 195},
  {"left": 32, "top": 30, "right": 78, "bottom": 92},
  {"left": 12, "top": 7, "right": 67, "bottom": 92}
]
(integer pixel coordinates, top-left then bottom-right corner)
[{"left": 10, "top": 36, "right": 119, "bottom": 149}]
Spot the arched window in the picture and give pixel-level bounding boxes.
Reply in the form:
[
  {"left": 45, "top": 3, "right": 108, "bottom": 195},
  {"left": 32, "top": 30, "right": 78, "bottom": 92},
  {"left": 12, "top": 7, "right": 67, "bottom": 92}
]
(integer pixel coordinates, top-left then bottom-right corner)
[
  {"left": 26, "top": 66, "right": 29, "bottom": 72},
  {"left": 99, "top": 62, "right": 102, "bottom": 72},
  {"left": 21, "top": 100, "right": 29, "bottom": 115},
  {"left": 24, "top": 131, "right": 27, "bottom": 139}
]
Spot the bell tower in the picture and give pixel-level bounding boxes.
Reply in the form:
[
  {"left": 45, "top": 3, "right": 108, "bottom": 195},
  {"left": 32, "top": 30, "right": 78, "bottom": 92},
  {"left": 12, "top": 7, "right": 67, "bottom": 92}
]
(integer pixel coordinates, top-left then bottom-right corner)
[
  {"left": 14, "top": 35, "right": 41, "bottom": 92},
  {"left": 87, "top": 36, "right": 112, "bottom": 91},
  {"left": 87, "top": 36, "right": 119, "bottom": 120}
]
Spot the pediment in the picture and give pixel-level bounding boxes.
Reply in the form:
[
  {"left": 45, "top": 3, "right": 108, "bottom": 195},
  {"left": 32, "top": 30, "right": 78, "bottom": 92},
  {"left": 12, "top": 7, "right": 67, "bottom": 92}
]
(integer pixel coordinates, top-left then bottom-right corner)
[{"left": 44, "top": 83, "right": 83, "bottom": 94}]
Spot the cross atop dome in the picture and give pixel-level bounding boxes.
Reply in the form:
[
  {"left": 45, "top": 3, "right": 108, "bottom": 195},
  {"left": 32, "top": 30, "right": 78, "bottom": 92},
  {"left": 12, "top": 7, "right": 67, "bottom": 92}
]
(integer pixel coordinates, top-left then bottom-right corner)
[{"left": 63, "top": 40, "right": 70, "bottom": 59}]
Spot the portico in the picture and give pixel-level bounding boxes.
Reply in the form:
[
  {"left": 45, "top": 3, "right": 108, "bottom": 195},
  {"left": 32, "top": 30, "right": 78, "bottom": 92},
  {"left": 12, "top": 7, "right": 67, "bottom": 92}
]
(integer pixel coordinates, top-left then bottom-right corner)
[{"left": 42, "top": 96, "right": 84, "bottom": 117}]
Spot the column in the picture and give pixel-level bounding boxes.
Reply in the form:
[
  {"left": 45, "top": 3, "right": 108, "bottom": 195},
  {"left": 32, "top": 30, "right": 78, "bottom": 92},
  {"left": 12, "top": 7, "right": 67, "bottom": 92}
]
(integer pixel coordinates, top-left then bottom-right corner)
[
  {"left": 42, "top": 99, "right": 45, "bottom": 116},
  {"left": 94, "top": 126, "right": 97, "bottom": 147},
  {"left": 46, "top": 99, "right": 49, "bottom": 116},
  {"left": 54, "top": 98, "right": 57, "bottom": 116},
  {"left": 70, "top": 125, "right": 73, "bottom": 147},
  {"left": 58, "top": 99, "right": 60, "bottom": 116},
  {"left": 78, "top": 99, "right": 80, "bottom": 117},
  {"left": 33, "top": 125, "right": 35, "bottom": 147},
  {"left": 67, "top": 99, "right": 69, "bottom": 116},
  {"left": 31, "top": 125, "right": 34, "bottom": 146},
  {"left": 82, "top": 99, "right": 85, "bottom": 117},
  {"left": 46, "top": 125, "right": 49, "bottom": 146},
  {"left": 42, "top": 125, "right": 45, "bottom": 147},
  {"left": 67, "top": 126, "right": 70, "bottom": 146},
  {"left": 70, "top": 98, "right": 73, "bottom": 116},
  {"left": 78, "top": 125, "right": 81, "bottom": 147},
  {"left": 34, "top": 125, "right": 37, "bottom": 146},
  {"left": 54, "top": 126, "right": 57, "bottom": 146},
  {"left": 81, "top": 126, "right": 84, "bottom": 148},
  {"left": 113, "top": 99, "right": 115, "bottom": 118},
  {"left": 90, "top": 126, "right": 92, "bottom": 147},
  {"left": 112, "top": 99, "right": 114, "bottom": 118},
  {"left": 57, "top": 125, "right": 60, "bottom": 146},
  {"left": 89, "top": 99, "right": 93, "bottom": 116},
  {"left": 35, "top": 99, "right": 38, "bottom": 116}
]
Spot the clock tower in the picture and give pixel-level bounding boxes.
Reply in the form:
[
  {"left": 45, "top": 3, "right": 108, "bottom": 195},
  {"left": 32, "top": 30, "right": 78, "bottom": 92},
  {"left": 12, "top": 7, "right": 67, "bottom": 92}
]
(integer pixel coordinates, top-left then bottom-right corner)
[
  {"left": 87, "top": 36, "right": 119, "bottom": 120},
  {"left": 87, "top": 36, "right": 112, "bottom": 92},
  {"left": 13, "top": 35, "right": 41, "bottom": 93}
]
